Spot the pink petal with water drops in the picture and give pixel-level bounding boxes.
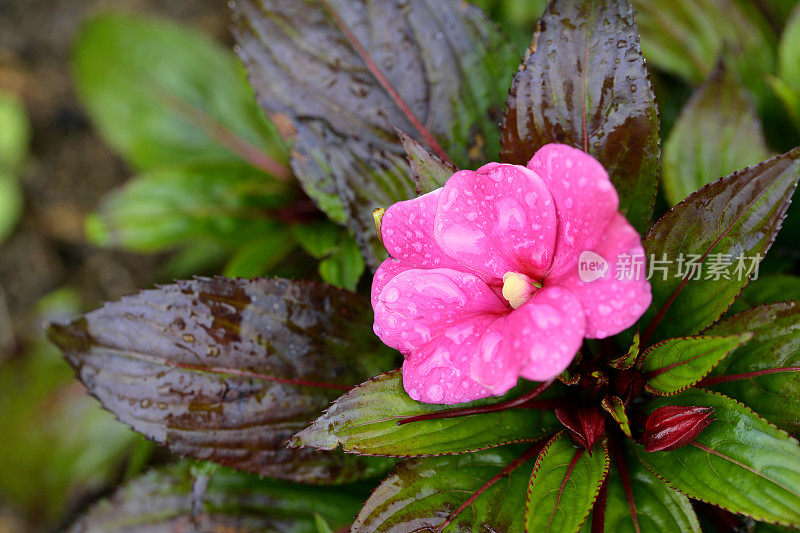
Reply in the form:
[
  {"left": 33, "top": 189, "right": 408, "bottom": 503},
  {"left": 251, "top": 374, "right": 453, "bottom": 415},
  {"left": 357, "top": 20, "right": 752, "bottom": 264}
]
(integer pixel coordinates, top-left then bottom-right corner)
[
  {"left": 433, "top": 165, "right": 557, "bottom": 281},
  {"left": 556, "top": 213, "right": 652, "bottom": 338},
  {"left": 380, "top": 188, "right": 464, "bottom": 271},
  {"left": 510, "top": 286, "right": 586, "bottom": 381},
  {"left": 527, "top": 144, "right": 619, "bottom": 280},
  {"left": 373, "top": 267, "right": 506, "bottom": 354},
  {"left": 402, "top": 315, "right": 507, "bottom": 404}
]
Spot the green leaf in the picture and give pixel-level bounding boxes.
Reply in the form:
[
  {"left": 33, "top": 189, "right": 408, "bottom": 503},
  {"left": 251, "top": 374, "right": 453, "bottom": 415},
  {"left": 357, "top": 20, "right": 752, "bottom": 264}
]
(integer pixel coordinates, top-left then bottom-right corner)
[
  {"left": 292, "top": 370, "right": 560, "bottom": 457},
  {"left": 603, "top": 443, "right": 700, "bottom": 533},
  {"left": 319, "top": 233, "right": 365, "bottom": 291},
  {"left": 525, "top": 431, "right": 610, "bottom": 533},
  {"left": 0, "top": 91, "right": 30, "bottom": 172},
  {"left": 707, "top": 302, "right": 800, "bottom": 433},
  {"left": 662, "top": 67, "right": 770, "bottom": 207},
  {"left": 779, "top": 4, "right": 800, "bottom": 106},
  {"left": 353, "top": 446, "right": 539, "bottom": 531},
  {"left": 86, "top": 162, "right": 292, "bottom": 253},
  {"left": 631, "top": 0, "right": 775, "bottom": 87},
  {"left": 398, "top": 129, "right": 457, "bottom": 196},
  {"left": 641, "top": 334, "right": 751, "bottom": 395},
  {"left": 609, "top": 331, "right": 640, "bottom": 370},
  {"left": 71, "top": 462, "right": 366, "bottom": 532},
  {"left": 728, "top": 274, "right": 800, "bottom": 315},
  {"left": 635, "top": 389, "right": 800, "bottom": 527},
  {"left": 233, "top": 0, "right": 518, "bottom": 268},
  {"left": 73, "top": 13, "right": 288, "bottom": 175},
  {"left": 601, "top": 396, "right": 632, "bottom": 438},
  {"left": 223, "top": 233, "right": 296, "bottom": 278},
  {"left": 500, "top": 0, "right": 660, "bottom": 234},
  {"left": 47, "top": 277, "right": 395, "bottom": 483},
  {"left": 0, "top": 171, "right": 22, "bottom": 244},
  {"left": 641, "top": 148, "right": 800, "bottom": 343},
  {"left": 292, "top": 222, "right": 366, "bottom": 291}
]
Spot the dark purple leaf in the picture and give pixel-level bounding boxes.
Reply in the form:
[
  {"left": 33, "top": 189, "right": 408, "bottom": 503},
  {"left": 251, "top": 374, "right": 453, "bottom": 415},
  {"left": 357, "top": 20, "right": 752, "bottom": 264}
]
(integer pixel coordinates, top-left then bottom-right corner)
[
  {"left": 641, "top": 148, "right": 800, "bottom": 343},
  {"left": 233, "top": 0, "right": 517, "bottom": 268},
  {"left": 500, "top": 0, "right": 659, "bottom": 233},
  {"left": 47, "top": 277, "right": 395, "bottom": 484},
  {"left": 68, "top": 463, "right": 367, "bottom": 532},
  {"left": 555, "top": 406, "right": 606, "bottom": 452}
]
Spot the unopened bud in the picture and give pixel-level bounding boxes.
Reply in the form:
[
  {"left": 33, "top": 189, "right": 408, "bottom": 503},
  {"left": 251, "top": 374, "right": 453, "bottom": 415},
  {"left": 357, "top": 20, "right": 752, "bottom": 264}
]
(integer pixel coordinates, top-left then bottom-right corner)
[
  {"left": 373, "top": 208, "right": 386, "bottom": 245},
  {"left": 642, "top": 405, "right": 714, "bottom": 452},
  {"left": 555, "top": 406, "right": 606, "bottom": 454}
]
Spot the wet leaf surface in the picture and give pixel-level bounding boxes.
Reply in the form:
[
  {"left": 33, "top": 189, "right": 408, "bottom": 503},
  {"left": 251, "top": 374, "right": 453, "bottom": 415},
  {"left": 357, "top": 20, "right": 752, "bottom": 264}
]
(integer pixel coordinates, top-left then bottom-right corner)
[
  {"left": 601, "top": 443, "right": 700, "bottom": 532},
  {"left": 525, "top": 431, "right": 609, "bottom": 533},
  {"left": 69, "top": 462, "right": 367, "bottom": 532},
  {"left": 640, "top": 334, "right": 751, "bottom": 395},
  {"left": 642, "top": 148, "right": 800, "bottom": 343},
  {"left": 500, "top": 0, "right": 659, "bottom": 233},
  {"left": 353, "top": 446, "right": 537, "bottom": 532},
  {"left": 708, "top": 302, "right": 800, "bottom": 433},
  {"left": 233, "top": 0, "right": 517, "bottom": 268},
  {"left": 47, "top": 277, "right": 396, "bottom": 483},
  {"left": 635, "top": 389, "right": 800, "bottom": 526},
  {"left": 292, "top": 370, "right": 560, "bottom": 457}
]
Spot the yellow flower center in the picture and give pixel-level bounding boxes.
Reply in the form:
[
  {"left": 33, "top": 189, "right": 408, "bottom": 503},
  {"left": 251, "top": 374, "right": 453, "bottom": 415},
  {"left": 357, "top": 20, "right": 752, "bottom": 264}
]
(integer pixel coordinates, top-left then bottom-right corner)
[{"left": 502, "top": 272, "right": 542, "bottom": 309}]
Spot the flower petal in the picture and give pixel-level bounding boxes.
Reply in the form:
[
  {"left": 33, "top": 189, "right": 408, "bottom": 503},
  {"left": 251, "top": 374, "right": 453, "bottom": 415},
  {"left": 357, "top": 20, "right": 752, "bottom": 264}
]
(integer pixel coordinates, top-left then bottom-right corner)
[
  {"left": 512, "top": 286, "right": 586, "bottom": 381},
  {"left": 433, "top": 165, "right": 557, "bottom": 281},
  {"left": 527, "top": 144, "right": 619, "bottom": 280},
  {"left": 555, "top": 213, "right": 652, "bottom": 338},
  {"left": 380, "top": 188, "right": 464, "bottom": 270},
  {"left": 402, "top": 316, "right": 499, "bottom": 404},
  {"left": 372, "top": 267, "right": 506, "bottom": 354}
]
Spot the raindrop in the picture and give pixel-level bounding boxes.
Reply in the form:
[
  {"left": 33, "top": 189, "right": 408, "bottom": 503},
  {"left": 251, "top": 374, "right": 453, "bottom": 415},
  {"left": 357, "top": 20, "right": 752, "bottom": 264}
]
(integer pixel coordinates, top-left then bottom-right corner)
[
  {"left": 630, "top": 84, "right": 638, "bottom": 93},
  {"left": 616, "top": 39, "right": 627, "bottom": 49},
  {"left": 182, "top": 334, "right": 195, "bottom": 343}
]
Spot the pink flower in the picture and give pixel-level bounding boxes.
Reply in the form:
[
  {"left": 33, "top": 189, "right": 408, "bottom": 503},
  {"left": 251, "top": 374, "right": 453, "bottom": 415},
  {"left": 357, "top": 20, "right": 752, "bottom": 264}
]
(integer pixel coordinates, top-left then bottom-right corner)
[{"left": 372, "top": 144, "right": 651, "bottom": 404}]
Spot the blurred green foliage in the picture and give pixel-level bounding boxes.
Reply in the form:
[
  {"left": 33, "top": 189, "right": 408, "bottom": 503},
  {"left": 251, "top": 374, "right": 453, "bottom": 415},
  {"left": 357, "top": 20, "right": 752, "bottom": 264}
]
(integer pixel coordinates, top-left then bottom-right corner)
[
  {"left": 0, "top": 289, "right": 152, "bottom": 529},
  {"left": 0, "top": 91, "right": 29, "bottom": 244}
]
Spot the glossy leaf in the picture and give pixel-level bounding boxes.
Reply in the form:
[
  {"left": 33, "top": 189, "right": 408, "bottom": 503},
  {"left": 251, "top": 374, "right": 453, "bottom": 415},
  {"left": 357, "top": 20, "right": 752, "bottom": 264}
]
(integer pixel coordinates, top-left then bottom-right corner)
[
  {"left": 353, "top": 446, "right": 539, "bottom": 532},
  {"left": 635, "top": 389, "right": 800, "bottom": 526},
  {"left": 728, "top": 274, "right": 800, "bottom": 315},
  {"left": 73, "top": 14, "right": 288, "bottom": 175},
  {"left": 47, "top": 277, "right": 395, "bottom": 483},
  {"left": 601, "top": 396, "right": 632, "bottom": 438},
  {"left": 707, "top": 302, "right": 800, "bottom": 433},
  {"left": 610, "top": 331, "right": 640, "bottom": 370},
  {"left": 662, "top": 67, "right": 770, "bottom": 206},
  {"left": 641, "top": 334, "right": 751, "bottom": 395},
  {"left": 398, "top": 129, "right": 457, "bottom": 196},
  {"left": 292, "top": 370, "right": 560, "bottom": 456},
  {"left": 70, "top": 463, "right": 366, "bottom": 532},
  {"left": 233, "top": 0, "right": 517, "bottom": 268},
  {"left": 86, "top": 163, "right": 293, "bottom": 253},
  {"left": 602, "top": 443, "right": 700, "bottom": 532},
  {"left": 500, "top": 0, "right": 659, "bottom": 233},
  {"left": 641, "top": 148, "right": 800, "bottom": 342},
  {"left": 525, "top": 431, "right": 610, "bottom": 533}
]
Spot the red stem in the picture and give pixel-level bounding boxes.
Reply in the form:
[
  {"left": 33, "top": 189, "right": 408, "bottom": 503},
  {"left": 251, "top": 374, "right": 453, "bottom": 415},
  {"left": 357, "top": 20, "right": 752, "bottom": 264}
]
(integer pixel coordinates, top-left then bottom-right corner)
[
  {"left": 591, "top": 478, "right": 608, "bottom": 533},
  {"left": 611, "top": 437, "right": 640, "bottom": 533},
  {"left": 397, "top": 379, "right": 556, "bottom": 426},
  {"left": 697, "top": 366, "right": 800, "bottom": 387},
  {"left": 436, "top": 440, "right": 547, "bottom": 532},
  {"left": 320, "top": 0, "right": 453, "bottom": 165}
]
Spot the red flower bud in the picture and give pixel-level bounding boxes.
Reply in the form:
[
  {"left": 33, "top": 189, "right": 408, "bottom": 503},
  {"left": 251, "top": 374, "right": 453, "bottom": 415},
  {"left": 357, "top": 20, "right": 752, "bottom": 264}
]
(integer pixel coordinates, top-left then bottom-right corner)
[
  {"left": 642, "top": 405, "right": 714, "bottom": 452},
  {"left": 555, "top": 406, "right": 606, "bottom": 453}
]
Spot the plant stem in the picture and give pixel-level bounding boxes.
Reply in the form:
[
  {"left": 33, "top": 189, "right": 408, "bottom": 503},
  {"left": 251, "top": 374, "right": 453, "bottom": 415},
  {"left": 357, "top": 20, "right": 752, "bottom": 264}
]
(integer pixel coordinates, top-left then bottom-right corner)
[
  {"left": 396, "top": 379, "right": 556, "bottom": 426},
  {"left": 697, "top": 367, "right": 800, "bottom": 387},
  {"left": 435, "top": 440, "right": 547, "bottom": 532}
]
